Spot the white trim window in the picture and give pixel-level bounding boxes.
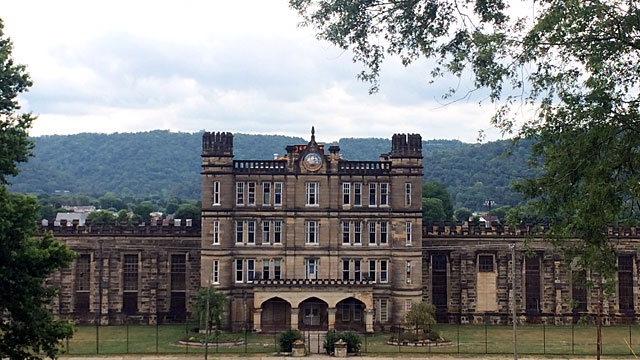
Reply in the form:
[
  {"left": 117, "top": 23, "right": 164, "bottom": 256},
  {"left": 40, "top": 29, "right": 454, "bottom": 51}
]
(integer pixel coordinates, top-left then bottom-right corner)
[
  {"left": 236, "top": 182, "right": 244, "bottom": 206},
  {"left": 306, "top": 182, "right": 319, "bottom": 206},
  {"left": 354, "top": 259, "right": 361, "bottom": 281},
  {"left": 369, "top": 259, "right": 377, "bottom": 283},
  {"left": 213, "top": 181, "right": 220, "bottom": 206},
  {"left": 342, "top": 259, "right": 350, "bottom": 281},
  {"left": 274, "top": 259, "right": 282, "bottom": 280},
  {"left": 380, "top": 183, "right": 389, "bottom": 206},
  {"left": 342, "top": 183, "right": 350, "bottom": 205},
  {"left": 273, "top": 220, "right": 282, "bottom": 244},
  {"left": 380, "top": 221, "right": 388, "bottom": 245},
  {"left": 263, "top": 182, "right": 271, "bottom": 206},
  {"left": 212, "top": 260, "right": 219, "bottom": 284},
  {"left": 380, "top": 299, "right": 389, "bottom": 322},
  {"left": 247, "top": 259, "right": 255, "bottom": 283},
  {"left": 342, "top": 221, "right": 350, "bottom": 245},
  {"left": 354, "top": 221, "right": 362, "bottom": 245},
  {"left": 305, "top": 220, "right": 318, "bottom": 244},
  {"left": 235, "top": 220, "right": 243, "bottom": 244},
  {"left": 262, "top": 259, "right": 270, "bottom": 280},
  {"left": 368, "top": 221, "right": 377, "bottom": 245},
  {"left": 274, "top": 182, "right": 283, "bottom": 206},
  {"left": 235, "top": 259, "right": 243, "bottom": 283},
  {"left": 406, "top": 261, "right": 412, "bottom": 284},
  {"left": 369, "top": 183, "right": 377, "bottom": 207},
  {"left": 353, "top": 183, "right": 362, "bottom": 206},
  {"left": 305, "top": 258, "right": 318, "bottom": 279},
  {"left": 212, "top": 221, "right": 220, "bottom": 245},
  {"left": 405, "top": 300, "right": 413, "bottom": 313},
  {"left": 405, "top": 182, "right": 412, "bottom": 207},
  {"left": 247, "top": 182, "right": 256, "bottom": 205},
  {"left": 406, "top": 222, "right": 412, "bottom": 246},
  {"left": 247, "top": 220, "right": 255, "bottom": 244},
  {"left": 262, "top": 221, "right": 270, "bottom": 244},
  {"left": 380, "top": 260, "right": 388, "bottom": 283}
]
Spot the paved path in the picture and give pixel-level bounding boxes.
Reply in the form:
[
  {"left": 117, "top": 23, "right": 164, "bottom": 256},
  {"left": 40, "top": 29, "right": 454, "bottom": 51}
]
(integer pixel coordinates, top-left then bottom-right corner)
[{"left": 59, "top": 356, "right": 632, "bottom": 360}]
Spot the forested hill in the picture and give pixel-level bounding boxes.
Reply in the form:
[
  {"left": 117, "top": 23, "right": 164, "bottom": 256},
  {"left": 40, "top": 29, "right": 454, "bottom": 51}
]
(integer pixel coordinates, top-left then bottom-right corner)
[{"left": 10, "top": 130, "right": 535, "bottom": 211}]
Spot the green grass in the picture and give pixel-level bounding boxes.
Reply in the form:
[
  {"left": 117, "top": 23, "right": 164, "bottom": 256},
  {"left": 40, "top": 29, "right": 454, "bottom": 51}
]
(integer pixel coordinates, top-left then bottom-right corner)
[{"left": 61, "top": 324, "right": 640, "bottom": 356}]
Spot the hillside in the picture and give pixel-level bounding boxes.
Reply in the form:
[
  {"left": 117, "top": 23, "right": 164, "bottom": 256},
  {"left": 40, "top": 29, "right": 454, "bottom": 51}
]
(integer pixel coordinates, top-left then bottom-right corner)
[{"left": 9, "top": 130, "right": 534, "bottom": 211}]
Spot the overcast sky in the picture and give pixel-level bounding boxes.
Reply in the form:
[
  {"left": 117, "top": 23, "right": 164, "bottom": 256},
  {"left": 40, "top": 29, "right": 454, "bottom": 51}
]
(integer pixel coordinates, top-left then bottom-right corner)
[{"left": 1, "top": 1, "right": 508, "bottom": 143}]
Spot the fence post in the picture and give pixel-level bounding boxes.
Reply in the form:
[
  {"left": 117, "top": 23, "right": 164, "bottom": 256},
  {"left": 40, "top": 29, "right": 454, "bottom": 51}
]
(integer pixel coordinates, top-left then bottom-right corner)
[
  {"left": 631, "top": 325, "right": 633, "bottom": 355},
  {"left": 66, "top": 335, "right": 69, "bottom": 355},
  {"left": 543, "top": 323, "right": 546, "bottom": 355},
  {"left": 275, "top": 331, "right": 278, "bottom": 354},
  {"left": 485, "top": 321, "right": 488, "bottom": 354},
  {"left": 457, "top": 322, "right": 460, "bottom": 354},
  {"left": 364, "top": 333, "right": 367, "bottom": 354},
  {"left": 572, "top": 323, "right": 574, "bottom": 355},
  {"left": 185, "top": 322, "right": 188, "bottom": 354},
  {"left": 398, "top": 326, "right": 401, "bottom": 353},
  {"left": 245, "top": 325, "right": 248, "bottom": 353},
  {"left": 126, "top": 323, "right": 129, "bottom": 354},
  {"left": 429, "top": 323, "right": 432, "bottom": 354}
]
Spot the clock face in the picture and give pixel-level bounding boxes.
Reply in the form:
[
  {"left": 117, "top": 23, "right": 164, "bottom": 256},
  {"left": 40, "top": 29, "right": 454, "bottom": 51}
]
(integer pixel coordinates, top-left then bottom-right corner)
[{"left": 303, "top": 152, "right": 322, "bottom": 170}]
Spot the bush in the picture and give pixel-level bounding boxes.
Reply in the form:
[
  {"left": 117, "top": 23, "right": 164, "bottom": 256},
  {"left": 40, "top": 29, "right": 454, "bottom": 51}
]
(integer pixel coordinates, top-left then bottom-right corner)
[
  {"left": 323, "top": 329, "right": 362, "bottom": 354},
  {"left": 323, "top": 329, "right": 338, "bottom": 354},
  {"left": 278, "top": 329, "right": 302, "bottom": 352}
]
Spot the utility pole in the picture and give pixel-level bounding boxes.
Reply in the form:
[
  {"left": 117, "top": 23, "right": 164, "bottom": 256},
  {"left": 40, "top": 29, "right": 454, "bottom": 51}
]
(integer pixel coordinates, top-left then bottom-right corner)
[
  {"left": 205, "top": 278, "right": 211, "bottom": 360},
  {"left": 97, "top": 239, "right": 103, "bottom": 354},
  {"left": 510, "top": 243, "right": 518, "bottom": 360},
  {"left": 597, "top": 287, "right": 601, "bottom": 360}
]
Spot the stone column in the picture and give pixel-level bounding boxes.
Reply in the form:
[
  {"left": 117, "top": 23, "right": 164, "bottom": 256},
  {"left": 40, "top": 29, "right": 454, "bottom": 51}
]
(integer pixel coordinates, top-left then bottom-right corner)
[
  {"left": 364, "top": 309, "right": 374, "bottom": 333},
  {"left": 327, "top": 307, "right": 337, "bottom": 329},
  {"left": 291, "top": 307, "right": 299, "bottom": 330},
  {"left": 253, "top": 308, "right": 263, "bottom": 332}
]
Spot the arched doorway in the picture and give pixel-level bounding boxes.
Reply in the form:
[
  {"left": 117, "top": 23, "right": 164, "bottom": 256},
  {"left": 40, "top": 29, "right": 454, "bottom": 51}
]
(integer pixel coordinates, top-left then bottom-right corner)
[
  {"left": 261, "top": 297, "right": 291, "bottom": 331},
  {"left": 298, "top": 297, "right": 328, "bottom": 330},
  {"left": 335, "top": 297, "right": 366, "bottom": 331}
]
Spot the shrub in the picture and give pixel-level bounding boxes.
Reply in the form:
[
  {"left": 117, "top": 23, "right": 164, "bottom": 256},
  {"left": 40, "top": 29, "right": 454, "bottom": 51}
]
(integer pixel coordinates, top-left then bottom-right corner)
[
  {"left": 339, "top": 330, "right": 362, "bottom": 353},
  {"left": 278, "top": 329, "right": 302, "bottom": 352},
  {"left": 323, "top": 329, "right": 338, "bottom": 354}
]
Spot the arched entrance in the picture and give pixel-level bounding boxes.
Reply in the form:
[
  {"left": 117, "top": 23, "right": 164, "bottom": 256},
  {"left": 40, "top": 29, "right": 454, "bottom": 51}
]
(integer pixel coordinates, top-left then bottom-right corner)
[
  {"left": 298, "top": 297, "right": 328, "bottom": 330},
  {"left": 261, "top": 297, "right": 291, "bottom": 331},
  {"left": 335, "top": 297, "right": 366, "bottom": 331}
]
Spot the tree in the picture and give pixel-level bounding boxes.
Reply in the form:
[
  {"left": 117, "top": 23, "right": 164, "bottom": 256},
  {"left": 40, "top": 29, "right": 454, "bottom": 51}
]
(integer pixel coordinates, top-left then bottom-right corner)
[
  {"left": 0, "top": 19, "right": 76, "bottom": 359},
  {"left": 86, "top": 210, "right": 115, "bottom": 224},
  {"left": 193, "top": 286, "right": 226, "bottom": 331},
  {"left": 116, "top": 209, "right": 130, "bottom": 224},
  {"left": 455, "top": 207, "right": 472, "bottom": 223},
  {"left": 174, "top": 202, "right": 201, "bottom": 227},
  {"left": 133, "top": 201, "right": 155, "bottom": 223},
  {"left": 291, "top": 0, "right": 640, "bottom": 291},
  {"left": 423, "top": 182, "right": 453, "bottom": 220},
  {"left": 403, "top": 302, "right": 436, "bottom": 333},
  {"left": 422, "top": 197, "right": 445, "bottom": 226},
  {"left": 489, "top": 205, "right": 511, "bottom": 223}
]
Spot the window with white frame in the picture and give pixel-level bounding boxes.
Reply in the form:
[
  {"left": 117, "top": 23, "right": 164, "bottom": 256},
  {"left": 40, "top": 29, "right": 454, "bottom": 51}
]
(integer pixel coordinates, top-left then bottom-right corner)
[
  {"left": 369, "top": 259, "right": 377, "bottom": 283},
  {"left": 274, "top": 259, "right": 282, "bottom": 280},
  {"left": 306, "top": 182, "right": 319, "bottom": 206},
  {"left": 305, "top": 258, "right": 318, "bottom": 279},
  {"left": 406, "top": 261, "right": 412, "bottom": 284},
  {"left": 405, "top": 300, "right": 412, "bottom": 313},
  {"left": 368, "top": 221, "right": 377, "bottom": 245},
  {"left": 405, "top": 183, "right": 412, "bottom": 206},
  {"left": 236, "top": 182, "right": 244, "bottom": 205},
  {"left": 380, "top": 221, "right": 388, "bottom": 245},
  {"left": 263, "top": 259, "right": 270, "bottom": 280},
  {"left": 247, "top": 220, "right": 255, "bottom": 244},
  {"left": 212, "top": 260, "right": 219, "bottom": 284},
  {"left": 380, "top": 299, "right": 389, "bottom": 322},
  {"left": 380, "top": 183, "right": 388, "bottom": 206},
  {"left": 235, "top": 259, "right": 243, "bottom": 283},
  {"left": 342, "top": 259, "right": 350, "bottom": 281},
  {"left": 354, "top": 303, "right": 362, "bottom": 321},
  {"left": 247, "top": 259, "right": 255, "bottom": 283},
  {"left": 274, "top": 182, "right": 283, "bottom": 206},
  {"left": 262, "top": 221, "right": 270, "bottom": 244},
  {"left": 354, "top": 259, "right": 361, "bottom": 281},
  {"left": 263, "top": 182, "right": 271, "bottom": 206},
  {"left": 213, "top": 181, "right": 220, "bottom": 206},
  {"left": 235, "top": 221, "right": 243, "bottom": 244},
  {"left": 342, "top": 183, "right": 350, "bottom": 205},
  {"left": 342, "top": 221, "right": 350, "bottom": 245},
  {"left": 406, "top": 222, "right": 412, "bottom": 246},
  {"left": 212, "top": 221, "right": 220, "bottom": 245},
  {"left": 342, "top": 303, "right": 350, "bottom": 321},
  {"left": 354, "top": 183, "right": 362, "bottom": 206},
  {"left": 305, "top": 220, "right": 318, "bottom": 244},
  {"left": 354, "top": 222, "right": 361, "bottom": 245},
  {"left": 274, "top": 220, "right": 282, "bottom": 244},
  {"left": 369, "top": 183, "right": 377, "bottom": 206},
  {"left": 247, "top": 182, "right": 256, "bottom": 205},
  {"left": 380, "top": 259, "right": 388, "bottom": 283}
]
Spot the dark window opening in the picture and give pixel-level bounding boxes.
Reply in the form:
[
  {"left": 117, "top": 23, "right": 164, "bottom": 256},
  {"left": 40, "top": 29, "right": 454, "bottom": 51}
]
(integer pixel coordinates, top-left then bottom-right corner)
[
  {"left": 572, "top": 271, "right": 587, "bottom": 313},
  {"left": 525, "top": 255, "right": 541, "bottom": 314},
  {"left": 619, "top": 255, "right": 634, "bottom": 312},
  {"left": 123, "top": 254, "right": 138, "bottom": 314},
  {"left": 123, "top": 292, "right": 138, "bottom": 314},
  {"left": 75, "top": 254, "right": 91, "bottom": 313},
  {"left": 171, "top": 254, "right": 186, "bottom": 291},
  {"left": 479, "top": 255, "right": 494, "bottom": 272},
  {"left": 432, "top": 255, "right": 447, "bottom": 310}
]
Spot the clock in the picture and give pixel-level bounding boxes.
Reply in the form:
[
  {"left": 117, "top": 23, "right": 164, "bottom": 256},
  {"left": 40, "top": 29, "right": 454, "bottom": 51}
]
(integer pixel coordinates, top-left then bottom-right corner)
[{"left": 303, "top": 152, "right": 323, "bottom": 171}]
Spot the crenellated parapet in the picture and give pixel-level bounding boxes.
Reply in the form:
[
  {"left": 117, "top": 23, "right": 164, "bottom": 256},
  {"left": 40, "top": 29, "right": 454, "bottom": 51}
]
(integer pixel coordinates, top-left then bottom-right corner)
[
  {"left": 202, "top": 131, "right": 233, "bottom": 156},
  {"left": 38, "top": 219, "right": 201, "bottom": 236},
  {"left": 391, "top": 133, "right": 422, "bottom": 157},
  {"left": 424, "top": 221, "right": 640, "bottom": 237}
]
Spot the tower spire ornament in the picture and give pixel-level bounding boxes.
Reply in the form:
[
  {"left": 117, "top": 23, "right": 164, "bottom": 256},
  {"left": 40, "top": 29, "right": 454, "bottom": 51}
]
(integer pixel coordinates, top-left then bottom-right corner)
[{"left": 311, "top": 126, "right": 315, "bottom": 142}]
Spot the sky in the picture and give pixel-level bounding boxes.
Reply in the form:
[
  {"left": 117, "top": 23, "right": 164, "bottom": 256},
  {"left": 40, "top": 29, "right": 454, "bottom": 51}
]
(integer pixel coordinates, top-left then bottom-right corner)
[{"left": 1, "top": 1, "right": 507, "bottom": 143}]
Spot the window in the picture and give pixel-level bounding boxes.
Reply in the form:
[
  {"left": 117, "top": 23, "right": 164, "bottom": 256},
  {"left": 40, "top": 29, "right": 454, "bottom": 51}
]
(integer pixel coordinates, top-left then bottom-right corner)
[
  {"left": 343, "top": 183, "right": 350, "bottom": 205},
  {"left": 262, "top": 221, "right": 270, "bottom": 244},
  {"left": 274, "top": 259, "right": 282, "bottom": 280},
  {"left": 354, "top": 260, "right": 361, "bottom": 281},
  {"left": 263, "top": 182, "right": 271, "bottom": 205},
  {"left": 572, "top": 270, "right": 587, "bottom": 312},
  {"left": 380, "top": 259, "right": 388, "bottom": 283},
  {"left": 305, "top": 258, "right": 318, "bottom": 279},
  {"left": 405, "top": 183, "right": 411, "bottom": 206},
  {"left": 247, "top": 259, "right": 255, "bottom": 283},
  {"left": 75, "top": 254, "right": 90, "bottom": 313},
  {"left": 380, "top": 221, "right": 388, "bottom": 245},
  {"left": 525, "top": 255, "right": 541, "bottom": 314},
  {"left": 354, "top": 303, "right": 362, "bottom": 321},
  {"left": 405, "top": 300, "right": 413, "bottom": 313},
  {"left": 274, "top": 182, "right": 283, "bottom": 205},
  {"left": 354, "top": 222, "right": 361, "bottom": 245},
  {"left": 212, "top": 221, "right": 219, "bottom": 245},
  {"left": 619, "top": 255, "right": 634, "bottom": 311},
  {"left": 171, "top": 254, "right": 186, "bottom": 291},
  {"left": 247, "top": 182, "right": 256, "bottom": 205},
  {"left": 354, "top": 183, "right": 362, "bottom": 206},
  {"left": 406, "top": 222, "right": 412, "bottom": 246},
  {"left": 380, "top": 183, "right": 388, "bottom": 206},
  {"left": 235, "top": 221, "right": 243, "bottom": 244},
  {"left": 369, "top": 259, "right": 377, "bottom": 283},
  {"left": 432, "top": 254, "right": 448, "bottom": 309},
  {"left": 212, "top": 260, "right": 219, "bottom": 284},
  {"left": 306, "top": 182, "right": 319, "bottom": 206},
  {"left": 236, "top": 182, "right": 244, "bottom": 205},
  {"left": 235, "top": 259, "right": 243, "bottom": 283},
  {"left": 263, "top": 259, "right": 270, "bottom": 280},
  {"left": 342, "top": 222, "right": 350, "bottom": 245},
  {"left": 274, "top": 220, "right": 282, "bottom": 244},
  {"left": 369, "top": 221, "right": 377, "bottom": 245},
  {"left": 123, "top": 254, "right": 138, "bottom": 314},
  {"left": 369, "top": 183, "right": 377, "bottom": 206},
  {"left": 342, "top": 303, "right": 350, "bottom": 321},
  {"left": 342, "top": 259, "right": 350, "bottom": 281},
  {"left": 247, "top": 220, "right": 255, "bottom": 244},
  {"left": 380, "top": 299, "right": 389, "bottom": 322},
  {"left": 305, "top": 220, "right": 318, "bottom": 244},
  {"left": 213, "top": 181, "right": 220, "bottom": 205},
  {"left": 479, "top": 255, "right": 494, "bottom": 272},
  {"left": 406, "top": 261, "right": 412, "bottom": 284}
]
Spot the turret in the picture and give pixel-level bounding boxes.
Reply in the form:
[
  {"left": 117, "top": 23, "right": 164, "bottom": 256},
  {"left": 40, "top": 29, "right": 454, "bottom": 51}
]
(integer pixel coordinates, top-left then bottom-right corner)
[
  {"left": 203, "top": 132, "right": 233, "bottom": 156},
  {"left": 391, "top": 133, "right": 422, "bottom": 157}
]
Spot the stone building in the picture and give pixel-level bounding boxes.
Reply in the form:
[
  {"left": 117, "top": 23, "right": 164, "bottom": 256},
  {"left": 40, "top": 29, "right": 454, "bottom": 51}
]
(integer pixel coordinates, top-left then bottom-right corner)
[{"left": 200, "top": 129, "right": 424, "bottom": 332}]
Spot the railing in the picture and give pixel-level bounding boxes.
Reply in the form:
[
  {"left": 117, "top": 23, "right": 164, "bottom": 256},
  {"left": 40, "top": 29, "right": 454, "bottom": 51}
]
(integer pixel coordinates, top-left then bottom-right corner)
[
  {"left": 233, "top": 160, "right": 287, "bottom": 173},
  {"left": 338, "top": 161, "right": 390, "bottom": 175},
  {"left": 256, "top": 278, "right": 372, "bottom": 286}
]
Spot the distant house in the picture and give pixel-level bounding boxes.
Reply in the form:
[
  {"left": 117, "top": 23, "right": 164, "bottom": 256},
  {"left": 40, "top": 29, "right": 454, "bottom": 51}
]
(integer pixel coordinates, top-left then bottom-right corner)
[
  {"left": 62, "top": 205, "right": 96, "bottom": 213},
  {"left": 54, "top": 212, "right": 88, "bottom": 226}
]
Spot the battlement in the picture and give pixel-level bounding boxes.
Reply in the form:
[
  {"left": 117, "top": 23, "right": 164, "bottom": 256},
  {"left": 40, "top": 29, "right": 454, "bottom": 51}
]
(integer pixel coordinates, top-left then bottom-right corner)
[
  {"left": 38, "top": 219, "right": 201, "bottom": 236},
  {"left": 391, "top": 133, "right": 422, "bottom": 157},
  {"left": 423, "top": 222, "right": 640, "bottom": 237},
  {"left": 202, "top": 131, "right": 233, "bottom": 156}
]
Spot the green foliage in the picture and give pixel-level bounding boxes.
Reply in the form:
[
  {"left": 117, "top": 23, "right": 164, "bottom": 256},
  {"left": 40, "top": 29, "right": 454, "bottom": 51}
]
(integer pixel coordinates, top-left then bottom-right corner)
[
  {"left": 422, "top": 197, "right": 445, "bottom": 226},
  {"left": 116, "top": 209, "right": 130, "bottom": 224},
  {"left": 422, "top": 182, "right": 453, "bottom": 220},
  {"left": 323, "top": 329, "right": 338, "bottom": 354},
  {"left": 489, "top": 205, "right": 511, "bottom": 223},
  {"left": 174, "top": 202, "right": 201, "bottom": 226},
  {"left": 133, "top": 201, "right": 155, "bottom": 223},
  {"left": 193, "top": 286, "right": 226, "bottom": 331},
  {"left": 454, "top": 207, "right": 472, "bottom": 223},
  {"left": 278, "top": 329, "right": 302, "bottom": 353},
  {"left": 403, "top": 302, "right": 436, "bottom": 333},
  {"left": 86, "top": 210, "right": 115, "bottom": 224},
  {"left": 323, "top": 329, "right": 362, "bottom": 354}
]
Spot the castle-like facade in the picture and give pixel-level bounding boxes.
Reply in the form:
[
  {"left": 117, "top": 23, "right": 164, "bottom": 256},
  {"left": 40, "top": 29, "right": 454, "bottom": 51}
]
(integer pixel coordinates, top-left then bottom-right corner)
[{"left": 43, "top": 130, "right": 640, "bottom": 329}]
